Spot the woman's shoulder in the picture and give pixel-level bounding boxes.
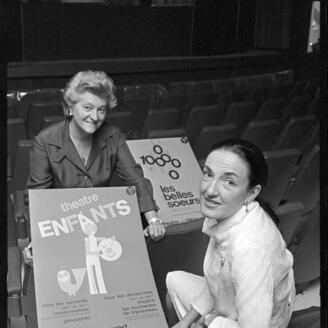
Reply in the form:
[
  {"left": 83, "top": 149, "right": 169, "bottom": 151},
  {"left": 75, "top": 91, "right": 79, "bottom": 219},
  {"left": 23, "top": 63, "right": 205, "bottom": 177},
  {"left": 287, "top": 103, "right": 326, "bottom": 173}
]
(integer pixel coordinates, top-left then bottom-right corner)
[{"left": 233, "top": 204, "right": 283, "bottom": 253}]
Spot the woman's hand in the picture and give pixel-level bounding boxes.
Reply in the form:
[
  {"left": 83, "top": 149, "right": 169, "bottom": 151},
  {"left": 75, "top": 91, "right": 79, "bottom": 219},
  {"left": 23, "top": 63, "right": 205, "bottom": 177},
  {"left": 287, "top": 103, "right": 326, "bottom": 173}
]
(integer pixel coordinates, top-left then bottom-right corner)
[
  {"left": 144, "top": 220, "right": 166, "bottom": 241},
  {"left": 23, "top": 242, "right": 33, "bottom": 267},
  {"left": 143, "top": 210, "right": 166, "bottom": 241}
]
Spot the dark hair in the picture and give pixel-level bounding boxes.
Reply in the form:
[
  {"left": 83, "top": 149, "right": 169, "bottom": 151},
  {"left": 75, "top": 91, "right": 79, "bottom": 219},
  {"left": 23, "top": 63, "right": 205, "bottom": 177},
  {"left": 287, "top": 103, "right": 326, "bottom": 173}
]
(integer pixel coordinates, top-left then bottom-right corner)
[{"left": 210, "top": 138, "right": 279, "bottom": 226}]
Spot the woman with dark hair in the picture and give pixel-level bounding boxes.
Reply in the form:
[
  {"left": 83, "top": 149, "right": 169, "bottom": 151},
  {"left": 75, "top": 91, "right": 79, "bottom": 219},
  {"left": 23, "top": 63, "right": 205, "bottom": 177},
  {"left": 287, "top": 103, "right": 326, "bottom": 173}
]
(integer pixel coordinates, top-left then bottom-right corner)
[{"left": 166, "top": 139, "right": 295, "bottom": 328}]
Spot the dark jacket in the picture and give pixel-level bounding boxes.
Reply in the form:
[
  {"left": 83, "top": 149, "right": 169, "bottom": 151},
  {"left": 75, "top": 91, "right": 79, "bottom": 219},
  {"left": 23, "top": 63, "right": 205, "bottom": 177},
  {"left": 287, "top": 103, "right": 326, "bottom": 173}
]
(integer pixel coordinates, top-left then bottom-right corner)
[{"left": 26, "top": 119, "right": 157, "bottom": 213}]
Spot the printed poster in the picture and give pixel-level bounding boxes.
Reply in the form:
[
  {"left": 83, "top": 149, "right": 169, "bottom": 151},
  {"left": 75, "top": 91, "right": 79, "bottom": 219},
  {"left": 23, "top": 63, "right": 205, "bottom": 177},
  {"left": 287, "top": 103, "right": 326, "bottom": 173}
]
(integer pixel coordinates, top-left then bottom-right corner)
[
  {"left": 29, "top": 187, "right": 168, "bottom": 328},
  {"left": 127, "top": 137, "right": 203, "bottom": 225}
]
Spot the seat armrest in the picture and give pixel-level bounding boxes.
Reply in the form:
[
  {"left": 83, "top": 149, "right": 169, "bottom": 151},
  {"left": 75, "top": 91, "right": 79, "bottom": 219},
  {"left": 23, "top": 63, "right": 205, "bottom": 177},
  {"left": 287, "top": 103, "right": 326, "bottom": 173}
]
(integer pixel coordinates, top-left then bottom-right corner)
[
  {"left": 7, "top": 246, "right": 22, "bottom": 296},
  {"left": 14, "top": 190, "right": 30, "bottom": 239}
]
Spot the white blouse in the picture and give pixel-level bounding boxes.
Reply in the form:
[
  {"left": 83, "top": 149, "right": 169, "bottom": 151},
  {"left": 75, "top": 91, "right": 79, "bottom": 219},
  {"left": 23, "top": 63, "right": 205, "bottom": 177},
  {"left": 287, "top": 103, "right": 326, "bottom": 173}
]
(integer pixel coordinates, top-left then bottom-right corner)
[{"left": 191, "top": 201, "right": 295, "bottom": 328}]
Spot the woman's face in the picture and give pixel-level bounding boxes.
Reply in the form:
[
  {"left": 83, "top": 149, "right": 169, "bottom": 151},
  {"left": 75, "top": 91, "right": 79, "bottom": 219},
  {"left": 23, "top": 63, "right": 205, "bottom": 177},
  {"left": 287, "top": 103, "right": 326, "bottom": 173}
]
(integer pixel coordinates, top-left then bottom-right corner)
[
  {"left": 69, "top": 91, "right": 107, "bottom": 135},
  {"left": 200, "top": 148, "right": 252, "bottom": 221}
]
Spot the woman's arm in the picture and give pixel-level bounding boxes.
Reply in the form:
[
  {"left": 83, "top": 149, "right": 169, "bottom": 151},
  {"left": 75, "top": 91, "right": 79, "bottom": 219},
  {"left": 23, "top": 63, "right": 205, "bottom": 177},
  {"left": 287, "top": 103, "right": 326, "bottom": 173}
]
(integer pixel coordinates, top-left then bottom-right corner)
[
  {"left": 207, "top": 248, "right": 273, "bottom": 328},
  {"left": 26, "top": 134, "right": 53, "bottom": 190},
  {"left": 113, "top": 131, "right": 165, "bottom": 240},
  {"left": 172, "top": 307, "right": 202, "bottom": 328}
]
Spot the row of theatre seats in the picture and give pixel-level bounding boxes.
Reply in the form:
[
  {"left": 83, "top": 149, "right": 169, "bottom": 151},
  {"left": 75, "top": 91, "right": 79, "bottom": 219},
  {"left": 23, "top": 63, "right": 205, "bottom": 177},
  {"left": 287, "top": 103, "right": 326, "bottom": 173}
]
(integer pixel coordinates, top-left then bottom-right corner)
[{"left": 7, "top": 70, "right": 320, "bottom": 327}]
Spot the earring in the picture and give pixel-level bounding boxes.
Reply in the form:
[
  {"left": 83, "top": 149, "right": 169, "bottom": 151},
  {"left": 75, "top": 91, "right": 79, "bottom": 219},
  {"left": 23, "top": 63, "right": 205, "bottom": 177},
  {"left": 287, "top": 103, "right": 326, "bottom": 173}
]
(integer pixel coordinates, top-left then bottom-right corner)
[{"left": 244, "top": 201, "right": 249, "bottom": 213}]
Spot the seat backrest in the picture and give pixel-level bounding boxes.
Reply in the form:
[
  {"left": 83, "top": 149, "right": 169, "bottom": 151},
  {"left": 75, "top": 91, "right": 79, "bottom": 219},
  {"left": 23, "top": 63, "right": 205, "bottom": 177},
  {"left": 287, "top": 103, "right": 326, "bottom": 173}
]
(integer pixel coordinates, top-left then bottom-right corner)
[
  {"left": 107, "top": 111, "right": 133, "bottom": 134},
  {"left": 293, "top": 205, "right": 320, "bottom": 285},
  {"left": 241, "top": 119, "right": 281, "bottom": 151},
  {"left": 157, "top": 94, "right": 187, "bottom": 124},
  {"left": 7, "top": 195, "right": 18, "bottom": 248},
  {"left": 190, "top": 92, "right": 219, "bottom": 108},
  {"left": 7, "top": 118, "right": 28, "bottom": 171},
  {"left": 193, "top": 124, "right": 237, "bottom": 160},
  {"left": 281, "top": 95, "right": 312, "bottom": 124},
  {"left": 254, "top": 98, "right": 287, "bottom": 121},
  {"left": 274, "top": 115, "right": 316, "bottom": 151},
  {"left": 116, "top": 97, "right": 151, "bottom": 132},
  {"left": 12, "top": 139, "right": 33, "bottom": 193},
  {"left": 298, "top": 120, "right": 319, "bottom": 156},
  {"left": 275, "top": 201, "right": 305, "bottom": 247},
  {"left": 288, "top": 307, "right": 320, "bottom": 328},
  {"left": 147, "top": 128, "right": 187, "bottom": 139},
  {"left": 41, "top": 116, "right": 65, "bottom": 130},
  {"left": 191, "top": 80, "right": 214, "bottom": 95},
  {"left": 15, "top": 89, "right": 63, "bottom": 122},
  {"left": 262, "top": 148, "right": 300, "bottom": 207},
  {"left": 306, "top": 93, "right": 319, "bottom": 116},
  {"left": 221, "top": 101, "right": 257, "bottom": 133},
  {"left": 286, "top": 144, "right": 319, "bottom": 212},
  {"left": 27, "top": 102, "right": 63, "bottom": 137},
  {"left": 146, "top": 219, "right": 208, "bottom": 307},
  {"left": 184, "top": 105, "right": 221, "bottom": 144},
  {"left": 140, "top": 108, "right": 178, "bottom": 138}
]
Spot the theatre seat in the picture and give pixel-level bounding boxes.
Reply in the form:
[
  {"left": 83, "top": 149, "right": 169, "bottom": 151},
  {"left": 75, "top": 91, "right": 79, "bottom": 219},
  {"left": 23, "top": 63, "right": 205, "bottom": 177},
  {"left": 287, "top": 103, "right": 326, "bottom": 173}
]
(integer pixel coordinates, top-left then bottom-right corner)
[
  {"left": 156, "top": 94, "right": 187, "bottom": 125},
  {"left": 275, "top": 201, "right": 305, "bottom": 247},
  {"left": 249, "top": 87, "right": 272, "bottom": 107},
  {"left": 306, "top": 91, "right": 319, "bottom": 116},
  {"left": 253, "top": 98, "right": 287, "bottom": 121},
  {"left": 146, "top": 219, "right": 208, "bottom": 309},
  {"left": 193, "top": 124, "right": 237, "bottom": 160},
  {"left": 184, "top": 105, "right": 221, "bottom": 144},
  {"left": 298, "top": 120, "right": 319, "bottom": 156},
  {"left": 241, "top": 119, "right": 281, "bottom": 151},
  {"left": 140, "top": 108, "right": 178, "bottom": 138},
  {"left": 7, "top": 194, "right": 26, "bottom": 328},
  {"left": 12, "top": 140, "right": 33, "bottom": 193},
  {"left": 116, "top": 97, "right": 151, "bottom": 132},
  {"left": 262, "top": 148, "right": 300, "bottom": 208},
  {"left": 189, "top": 92, "right": 219, "bottom": 108},
  {"left": 220, "top": 100, "right": 258, "bottom": 133},
  {"left": 27, "top": 102, "right": 63, "bottom": 137},
  {"left": 291, "top": 204, "right": 320, "bottom": 292},
  {"left": 147, "top": 128, "right": 187, "bottom": 139},
  {"left": 132, "top": 83, "right": 168, "bottom": 108},
  {"left": 284, "top": 144, "right": 319, "bottom": 213},
  {"left": 212, "top": 78, "right": 237, "bottom": 94},
  {"left": 169, "top": 80, "right": 215, "bottom": 114},
  {"left": 281, "top": 95, "right": 312, "bottom": 124},
  {"left": 107, "top": 111, "right": 133, "bottom": 135},
  {"left": 273, "top": 115, "right": 316, "bottom": 151},
  {"left": 288, "top": 307, "right": 320, "bottom": 328},
  {"left": 15, "top": 89, "right": 63, "bottom": 123},
  {"left": 41, "top": 116, "right": 65, "bottom": 130},
  {"left": 7, "top": 118, "right": 28, "bottom": 172},
  {"left": 7, "top": 91, "right": 18, "bottom": 118}
]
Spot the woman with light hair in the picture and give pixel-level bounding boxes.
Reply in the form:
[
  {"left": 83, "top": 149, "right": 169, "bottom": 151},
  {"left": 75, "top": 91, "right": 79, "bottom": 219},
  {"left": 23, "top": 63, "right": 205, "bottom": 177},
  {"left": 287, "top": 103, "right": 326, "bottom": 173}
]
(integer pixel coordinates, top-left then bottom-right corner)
[{"left": 24, "top": 71, "right": 165, "bottom": 264}]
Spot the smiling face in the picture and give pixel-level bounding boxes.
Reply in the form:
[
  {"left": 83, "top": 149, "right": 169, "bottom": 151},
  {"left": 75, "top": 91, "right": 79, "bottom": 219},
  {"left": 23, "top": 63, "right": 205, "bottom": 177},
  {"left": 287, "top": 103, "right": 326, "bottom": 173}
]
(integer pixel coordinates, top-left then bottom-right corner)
[
  {"left": 69, "top": 91, "right": 107, "bottom": 136},
  {"left": 200, "top": 148, "right": 255, "bottom": 221}
]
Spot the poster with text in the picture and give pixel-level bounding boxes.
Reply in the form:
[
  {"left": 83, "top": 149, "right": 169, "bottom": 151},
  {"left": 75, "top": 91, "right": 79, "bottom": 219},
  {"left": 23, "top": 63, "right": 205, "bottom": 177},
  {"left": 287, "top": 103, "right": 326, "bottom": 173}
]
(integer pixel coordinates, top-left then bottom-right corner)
[
  {"left": 29, "top": 187, "right": 168, "bottom": 328},
  {"left": 127, "top": 137, "right": 203, "bottom": 225}
]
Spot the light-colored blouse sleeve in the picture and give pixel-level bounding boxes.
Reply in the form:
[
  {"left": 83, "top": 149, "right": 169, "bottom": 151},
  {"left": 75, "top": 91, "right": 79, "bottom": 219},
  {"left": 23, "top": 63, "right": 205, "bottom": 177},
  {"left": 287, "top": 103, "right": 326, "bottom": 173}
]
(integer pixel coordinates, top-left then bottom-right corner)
[
  {"left": 191, "top": 285, "right": 214, "bottom": 316},
  {"left": 209, "top": 248, "right": 273, "bottom": 328}
]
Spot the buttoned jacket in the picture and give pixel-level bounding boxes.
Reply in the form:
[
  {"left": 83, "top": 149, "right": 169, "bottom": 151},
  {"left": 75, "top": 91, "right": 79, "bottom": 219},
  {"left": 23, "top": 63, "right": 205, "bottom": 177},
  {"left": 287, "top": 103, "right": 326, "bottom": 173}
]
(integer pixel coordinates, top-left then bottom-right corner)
[{"left": 26, "top": 119, "right": 157, "bottom": 213}]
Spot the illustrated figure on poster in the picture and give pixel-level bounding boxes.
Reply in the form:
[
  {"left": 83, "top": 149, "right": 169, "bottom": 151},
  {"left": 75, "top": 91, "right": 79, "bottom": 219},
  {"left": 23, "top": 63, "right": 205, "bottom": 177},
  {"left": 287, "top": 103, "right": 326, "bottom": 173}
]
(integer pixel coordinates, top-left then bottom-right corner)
[
  {"left": 78, "top": 212, "right": 123, "bottom": 295},
  {"left": 79, "top": 213, "right": 108, "bottom": 295},
  {"left": 57, "top": 268, "right": 86, "bottom": 296}
]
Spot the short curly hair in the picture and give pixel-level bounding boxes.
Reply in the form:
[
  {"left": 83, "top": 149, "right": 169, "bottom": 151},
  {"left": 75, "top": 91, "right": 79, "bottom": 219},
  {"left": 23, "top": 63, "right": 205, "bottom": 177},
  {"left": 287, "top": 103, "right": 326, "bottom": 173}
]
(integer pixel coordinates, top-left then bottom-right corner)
[{"left": 62, "top": 70, "right": 117, "bottom": 117}]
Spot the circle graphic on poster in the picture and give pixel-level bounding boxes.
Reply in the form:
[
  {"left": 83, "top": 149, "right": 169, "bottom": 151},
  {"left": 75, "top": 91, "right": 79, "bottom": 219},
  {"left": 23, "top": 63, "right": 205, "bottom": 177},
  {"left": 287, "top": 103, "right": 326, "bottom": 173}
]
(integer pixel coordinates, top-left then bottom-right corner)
[
  {"left": 139, "top": 144, "right": 182, "bottom": 179},
  {"left": 99, "top": 238, "right": 122, "bottom": 261}
]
